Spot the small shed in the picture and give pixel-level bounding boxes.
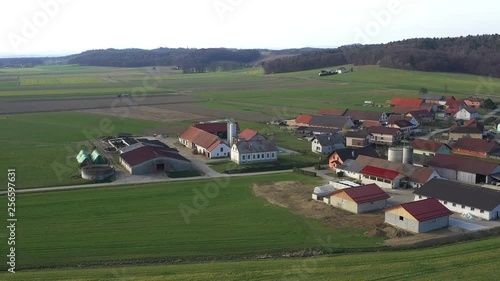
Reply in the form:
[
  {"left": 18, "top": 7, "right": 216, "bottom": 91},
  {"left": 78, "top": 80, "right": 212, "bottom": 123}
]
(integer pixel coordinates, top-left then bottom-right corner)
[
  {"left": 384, "top": 198, "right": 452, "bottom": 233},
  {"left": 312, "top": 184, "right": 335, "bottom": 200},
  {"left": 76, "top": 150, "right": 91, "bottom": 167},
  {"left": 91, "top": 150, "right": 106, "bottom": 164}
]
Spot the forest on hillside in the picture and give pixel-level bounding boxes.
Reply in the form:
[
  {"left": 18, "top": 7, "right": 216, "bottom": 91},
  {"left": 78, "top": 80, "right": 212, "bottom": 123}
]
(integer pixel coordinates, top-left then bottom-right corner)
[{"left": 263, "top": 35, "right": 500, "bottom": 77}]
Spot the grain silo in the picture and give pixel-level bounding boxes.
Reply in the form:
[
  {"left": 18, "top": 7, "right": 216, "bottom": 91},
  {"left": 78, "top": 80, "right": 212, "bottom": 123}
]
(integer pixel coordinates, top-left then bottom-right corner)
[
  {"left": 227, "top": 119, "right": 238, "bottom": 146},
  {"left": 403, "top": 146, "right": 414, "bottom": 164},
  {"left": 388, "top": 147, "right": 403, "bottom": 163}
]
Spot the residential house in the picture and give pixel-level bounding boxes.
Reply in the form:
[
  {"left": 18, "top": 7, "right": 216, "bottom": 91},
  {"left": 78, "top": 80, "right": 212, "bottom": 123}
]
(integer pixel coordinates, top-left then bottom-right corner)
[
  {"left": 452, "top": 138, "right": 500, "bottom": 158},
  {"left": 393, "top": 105, "right": 436, "bottom": 114},
  {"left": 427, "top": 154, "right": 500, "bottom": 184},
  {"left": 405, "top": 110, "right": 434, "bottom": 124},
  {"left": 336, "top": 155, "right": 441, "bottom": 188},
  {"left": 238, "top": 128, "right": 267, "bottom": 141},
  {"left": 414, "top": 179, "right": 500, "bottom": 220},
  {"left": 308, "top": 115, "right": 355, "bottom": 129},
  {"left": 290, "top": 115, "right": 313, "bottom": 127},
  {"left": 384, "top": 198, "right": 452, "bottom": 233},
  {"left": 367, "top": 126, "right": 402, "bottom": 145},
  {"left": 455, "top": 106, "right": 479, "bottom": 120},
  {"left": 119, "top": 144, "right": 191, "bottom": 175},
  {"left": 329, "top": 184, "right": 390, "bottom": 214},
  {"left": 230, "top": 139, "right": 278, "bottom": 164},
  {"left": 178, "top": 126, "right": 230, "bottom": 158},
  {"left": 328, "top": 146, "right": 379, "bottom": 170},
  {"left": 411, "top": 139, "right": 451, "bottom": 156},
  {"left": 387, "top": 119, "right": 414, "bottom": 134},
  {"left": 449, "top": 120, "right": 484, "bottom": 141},
  {"left": 296, "top": 126, "right": 341, "bottom": 135},
  {"left": 386, "top": 114, "right": 418, "bottom": 127},
  {"left": 345, "top": 130, "right": 372, "bottom": 147},
  {"left": 342, "top": 109, "right": 388, "bottom": 124},
  {"left": 463, "top": 97, "right": 485, "bottom": 108},
  {"left": 420, "top": 95, "right": 446, "bottom": 105},
  {"left": 311, "top": 134, "right": 345, "bottom": 154}
]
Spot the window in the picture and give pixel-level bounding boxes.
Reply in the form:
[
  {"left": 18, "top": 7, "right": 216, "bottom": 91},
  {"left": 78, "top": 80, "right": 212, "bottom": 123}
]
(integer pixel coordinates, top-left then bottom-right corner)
[
  {"left": 266, "top": 153, "right": 270, "bottom": 158},
  {"left": 257, "top": 154, "right": 260, "bottom": 159},
  {"left": 443, "top": 201, "right": 447, "bottom": 205},
  {"left": 370, "top": 202, "right": 374, "bottom": 204},
  {"left": 471, "top": 208, "right": 475, "bottom": 211},
  {"left": 271, "top": 153, "right": 275, "bottom": 158},
  {"left": 419, "top": 195, "right": 422, "bottom": 199},
  {"left": 242, "top": 155, "right": 245, "bottom": 160},
  {"left": 262, "top": 153, "right": 265, "bottom": 158},
  {"left": 399, "top": 216, "right": 404, "bottom": 221},
  {"left": 253, "top": 155, "right": 255, "bottom": 159},
  {"left": 452, "top": 203, "right": 456, "bottom": 207},
  {"left": 480, "top": 210, "right": 484, "bottom": 213},
  {"left": 461, "top": 205, "right": 465, "bottom": 209},
  {"left": 220, "top": 147, "right": 223, "bottom": 152}
]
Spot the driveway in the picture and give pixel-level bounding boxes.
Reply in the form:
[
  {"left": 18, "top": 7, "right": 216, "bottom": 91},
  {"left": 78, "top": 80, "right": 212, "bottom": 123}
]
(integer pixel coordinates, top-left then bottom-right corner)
[{"left": 449, "top": 217, "right": 488, "bottom": 231}]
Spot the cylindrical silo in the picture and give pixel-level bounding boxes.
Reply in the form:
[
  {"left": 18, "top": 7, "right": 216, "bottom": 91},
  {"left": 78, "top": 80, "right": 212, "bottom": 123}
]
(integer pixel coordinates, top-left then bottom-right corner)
[
  {"left": 388, "top": 147, "right": 403, "bottom": 163},
  {"left": 403, "top": 146, "right": 414, "bottom": 164},
  {"left": 227, "top": 120, "right": 237, "bottom": 146}
]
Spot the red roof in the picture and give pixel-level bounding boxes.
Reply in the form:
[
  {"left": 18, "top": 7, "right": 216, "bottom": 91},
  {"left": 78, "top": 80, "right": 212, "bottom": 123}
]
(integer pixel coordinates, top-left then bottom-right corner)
[
  {"left": 295, "top": 115, "right": 313, "bottom": 124},
  {"left": 360, "top": 165, "right": 400, "bottom": 180},
  {"left": 239, "top": 129, "right": 259, "bottom": 141},
  {"left": 334, "top": 184, "right": 390, "bottom": 204},
  {"left": 444, "top": 95, "right": 455, "bottom": 100},
  {"left": 428, "top": 154, "right": 499, "bottom": 175},
  {"left": 206, "top": 139, "right": 226, "bottom": 152},
  {"left": 390, "top": 97, "right": 424, "bottom": 107},
  {"left": 318, "top": 108, "right": 347, "bottom": 115},
  {"left": 445, "top": 100, "right": 463, "bottom": 109},
  {"left": 179, "top": 126, "right": 222, "bottom": 149},
  {"left": 194, "top": 122, "right": 240, "bottom": 134},
  {"left": 411, "top": 139, "right": 446, "bottom": 152},
  {"left": 452, "top": 138, "right": 500, "bottom": 153},
  {"left": 393, "top": 105, "right": 433, "bottom": 114},
  {"left": 367, "top": 126, "right": 401, "bottom": 136},
  {"left": 120, "top": 145, "right": 189, "bottom": 166},
  {"left": 397, "top": 198, "right": 453, "bottom": 222}
]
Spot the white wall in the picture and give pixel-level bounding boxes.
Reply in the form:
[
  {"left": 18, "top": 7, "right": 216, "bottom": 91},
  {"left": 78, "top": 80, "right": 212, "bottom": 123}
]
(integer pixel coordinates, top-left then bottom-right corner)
[
  {"left": 208, "top": 143, "right": 230, "bottom": 158},
  {"left": 414, "top": 195, "right": 499, "bottom": 220}
]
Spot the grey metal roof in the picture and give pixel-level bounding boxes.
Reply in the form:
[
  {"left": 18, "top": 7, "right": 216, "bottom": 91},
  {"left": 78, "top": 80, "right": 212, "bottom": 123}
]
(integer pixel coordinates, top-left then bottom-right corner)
[
  {"left": 414, "top": 179, "right": 500, "bottom": 211},
  {"left": 309, "top": 115, "right": 353, "bottom": 129},
  {"left": 313, "top": 134, "right": 345, "bottom": 146},
  {"left": 234, "top": 139, "right": 278, "bottom": 154}
]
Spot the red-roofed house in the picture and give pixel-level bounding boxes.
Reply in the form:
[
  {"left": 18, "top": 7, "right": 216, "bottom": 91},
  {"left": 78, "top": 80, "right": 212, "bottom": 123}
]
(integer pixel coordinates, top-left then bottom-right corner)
[
  {"left": 238, "top": 129, "right": 266, "bottom": 141},
  {"left": 367, "top": 126, "right": 402, "bottom": 145},
  {"left": 452, "top": 138, "right": 500, "bottom": 158},
  {"left": 411, "top": 139, "right": 451, "bottom": 156},
  {"left": 292, "top": 115, "right": 313, "bottom": 127},
  {"left": 463, "top": 97, "right": 484, "bottom": 108},
  {"left": 384, "top": 198, "right": 452, "bottom": 233},
  {"left": 178, "top": 126, "right": 230, "bottom": 158},
  {"left": 329, "top": 184, "right": 390, "bottom": 214},
  {"left": 390, "top": 97, "right": 424, "bottom": 107}
]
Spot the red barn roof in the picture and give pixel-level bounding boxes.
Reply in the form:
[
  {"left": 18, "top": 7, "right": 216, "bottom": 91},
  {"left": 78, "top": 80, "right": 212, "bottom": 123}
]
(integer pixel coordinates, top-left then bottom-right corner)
[
  {"left": 194, "top": 122, "right": 239, "bottom": 134},
  {"left": 411, "top": 139, "right": 447, "bottom": 152},
  {"left": 390, "top": 97, "right": 424, "bottom": 107},
  {"left": 295, "top": 115, "right": 313, "bottom": 124},
  {"left": 239, "top": 129, "right": 260, "bottom": 141},
  {"left": 318, "top": 108, "right": 347, "bottom": 115},
  {"left": 120, "top": 145, "right": 189, "bottom": 166},
  {"left": 332, "top": 184, "right": 390, "bottom": 204},
  {"left": 360, "top": 165, "right": 400, "bottom": 180},
  {"left": 178, "top": 126, "right": 222, "bottom": 149},
  {"left": 392, "top": 198, "right": 453, "bottom": 222},
  {"left": 453, "top": 138, "right": 500, "bottom": 153}
]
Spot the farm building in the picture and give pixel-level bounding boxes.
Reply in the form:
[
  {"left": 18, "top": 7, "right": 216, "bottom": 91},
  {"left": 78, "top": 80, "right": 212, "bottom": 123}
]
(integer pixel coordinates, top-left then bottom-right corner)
[
  {"left": 411, "top": 139, "right": 451, "bottom": 156},
  {"left": 312, "top": 184, "right": 335, "bottom": 201},
  {"left": 414, "top": 179, "right": 500, "bottom": 220},
  {"left": 390, "top": 97, "right": 424, "bottom": 107},
  {"left": 367, "top": 126, "right": 402, "bottom": 145},
  {"left": 291, "top": 114, "right": 354, "bottom": 130},
  {"left": 318, "top": 108, "right": 347, "bottom": 116},
  {"left": 342, "top": 109, "right": 388, "bottom": 124},
  {"left": 76, "top": 150, "right": 92, "bottom": 167},
  {"left": 230, "top": 139, "right": 278, "bottom": 164},
  {"left": 386, "top": 114, "right": 418, "bottom": 127},
  {"left": 295, "top": 126, "right": 341, "bottom": 135},
  {"left": 427, "top": 154, "right": 500, "bottom": 184},
  {"left": 238, "top": 129, "right": 267, "bottom": 141},
  {"left": 194, "top": 121, "right": 240, "bottom": 140},
  {"left": 449, "top": 123, "right": 484, "bottom": 141},
  {"left": 336, "top": 155, "right": 441, "bottom": 188},
  {"left": 452, "top": 138, "right": 500, "bottom": 158},
  {"left": 385, "top": 198, "right": 452, "bottom": 233},
  {"left": 311, "top": 134, "right": 345, "bottom": 154},
  {"left": 387, "top": 119, "right": 414, "bottom": 134},
  {"left": 463, "top": 97, "right": 484, "bottom": 108},
  {"left": 455, "top": 106, "right": 479, "bottom": 120},
  {"left": 329, "top": 184, "right": 390, "bottom": 214},
  {"left": 405, "top": 110, "right": 434, "bottom": 124},
  {"left": 328, "top": 146, "right": 379, "bottom": 170},
  {"left": 392, "top": 104, "right": 435, "bottom": 115},
  {"left": 420, "top": 95, "right": 447, "bottom": 105},
  {"left": 345, "top": 130, "right": 372, "bottom": 147},
  {"left": 178, "top": 126, "right": 231, "bottom": 158},
  {"left": 119, "top": 144, "right": 191, "bottom": 175},
  {"left": 90, "top": 149, "right": 106, "bottom": 164}
]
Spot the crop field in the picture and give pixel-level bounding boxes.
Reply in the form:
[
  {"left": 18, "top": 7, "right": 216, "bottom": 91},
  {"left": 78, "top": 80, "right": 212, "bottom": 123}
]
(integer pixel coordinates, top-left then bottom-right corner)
[
  {"left": 0, "top": 112, "right": 166, "bottom": 188},
  {"left": 20, "top": 76, "right": 107, "bottom": 86},
  {"left": 0, "top": 173, "right": 383, "bottom": 270},
  {"left": 2, "top": 236, "right": 498, "bottom": 280}
]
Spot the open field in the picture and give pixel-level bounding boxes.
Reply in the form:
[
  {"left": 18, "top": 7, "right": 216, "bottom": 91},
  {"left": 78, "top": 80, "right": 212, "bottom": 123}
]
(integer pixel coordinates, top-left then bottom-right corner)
[
  {"left": 2, "top": 237, "right": 499, "bottom": 280},
  {"left": 0, "top": 174, "right": 383, "bottom": 270}
]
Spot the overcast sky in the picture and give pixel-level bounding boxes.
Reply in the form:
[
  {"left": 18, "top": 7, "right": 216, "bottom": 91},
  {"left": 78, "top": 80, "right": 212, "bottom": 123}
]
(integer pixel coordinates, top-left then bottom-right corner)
[{"left": 1, "top": 0, "right": 499, "bottom": 56}]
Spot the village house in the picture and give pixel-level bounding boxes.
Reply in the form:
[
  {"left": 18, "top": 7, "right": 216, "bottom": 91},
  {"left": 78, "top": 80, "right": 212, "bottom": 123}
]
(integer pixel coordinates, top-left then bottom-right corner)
[
  {"left": 230, "top": 139, "right": 278, "bottom": 164},
  {"left": 455, "top": 106, "right": 479, "bottom": 120},
  {"left": 178, "top": 126, "right": 231, "bottom": 158},
  {"left": 336, "top": 155, "right": 441, "bottom": 189},
  {"left": 328, "top": 146, "right": 379, "bottom": 170},
  {"left": 427, "top": 154, "right": 500, "bottom": 184},
  {"left": 405, "top": 110, "right": 434, "bottom": 124},
  {"left": 384, "top": 198, "right": 452, "bottom": 233},
  {"left": 449, "top": 120, "right": 484, "bottom": 141},
  {"left": 291, "top": 114, "right": 354, "bottom": 130},
  {"left": 386, "top": 114, "right": 418, "bottom": 127},
  {"left": 452, "top": 138, "right": 500, "bottom": 159},
  {"left": 342, "top": 109, "right": 388, "bottom": 124},
  {"left": 238, "top": 128, "right": 267, "bottom": 141},
  {"left": 387, "top": 119, "right": 414, "bottom": 134},
  {"left": 290, "top": 115, "right": 313, "bottom": 127},
  {"left": 328, "top": 184, "right": 390, "bottom": 214},
  {"left": 367, "top": 126, "right": 402, "bottom": 145},
  {"left": 463, "top": 97, "right": 485, "bottom": 108},
  {"left": 420, "top": 95, "right": 447, "bottom": 105},
  {"left": 345, "top": 130, "right": 372, "bottom": 147},
  {"left": 393, "top": 105, "right": 435, "bottom": 115},
  {"left": 414, "top": 179, "right": 500, "bottom": 220},
  {"left": 411, "top": 139, "right": 451, "bottom": 156},
  {"left": 311, "top": 134, "right": 345, "bottom": 155}
]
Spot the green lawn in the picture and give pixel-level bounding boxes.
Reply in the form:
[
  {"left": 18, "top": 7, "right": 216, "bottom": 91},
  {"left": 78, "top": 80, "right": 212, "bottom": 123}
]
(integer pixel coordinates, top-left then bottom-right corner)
[
  {"left": 2, "top": 237, "right": 498, "bottom": 280},
  {"left": 1, "top": 174, "right": 382, "bottom": 270},
  {"left": 0, "top": 112, "right": 166, "bottom": 188}
]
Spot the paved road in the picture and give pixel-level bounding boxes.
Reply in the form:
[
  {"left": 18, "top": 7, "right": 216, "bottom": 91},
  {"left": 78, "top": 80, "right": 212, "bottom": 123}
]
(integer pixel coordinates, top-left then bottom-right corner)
[
  {"left": 482, "top": 106, "right": 500, "bottom": 120},
  {"left": 420, "top": 128, "right": 450, "bottom": 140},
  {"left": 449, "top": 217, "right": 488, "bottom": 231}
]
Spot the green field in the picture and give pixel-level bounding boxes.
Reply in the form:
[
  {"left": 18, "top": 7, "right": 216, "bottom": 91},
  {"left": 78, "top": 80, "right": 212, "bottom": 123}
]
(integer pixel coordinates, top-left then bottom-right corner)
[
  {"left": 1, "top": 174, "right": 382, "bottom": 270},
  {"left": 0, "top": 112, "right": 166, "bottom": 188},
  {"left": 2, "top": 237, "right": 498, "bottom": 280}
]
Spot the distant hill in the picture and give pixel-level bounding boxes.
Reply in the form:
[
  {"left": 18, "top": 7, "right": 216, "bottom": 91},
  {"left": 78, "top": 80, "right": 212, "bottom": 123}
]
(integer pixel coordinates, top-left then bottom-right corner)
[
  {"left": 263, "top": 35, "right": 500, "bottom": 77},
  {"left": 0, "top": 47, "right": 320, "bottom": 73}
]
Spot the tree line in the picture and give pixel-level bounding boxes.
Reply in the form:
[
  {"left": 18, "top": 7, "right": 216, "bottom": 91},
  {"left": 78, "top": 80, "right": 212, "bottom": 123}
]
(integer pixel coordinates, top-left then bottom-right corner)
[{"left": 263, "top": 35, "right": 500, "bottom": 77}]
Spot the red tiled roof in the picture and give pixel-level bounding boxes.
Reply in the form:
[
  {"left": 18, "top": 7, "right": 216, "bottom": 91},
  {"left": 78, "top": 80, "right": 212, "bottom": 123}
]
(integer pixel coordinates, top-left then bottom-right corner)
[
  {"left": 411, "top": 139, "right": 446, "bottom": 152},
  {"left": 206, "top": 140, "right": 227, "bottom": 152},
  {"left": 398, "top": 198, "right": 453, "bottom": 222},
  {"left": 179, "top": 126, "right": 222, "bottom": 149},
  {"left": 360, "top": 165, "right": 400, "bottom": 180},
  {"left": 239, "top": 129, "right": 259, "bottom": 141},
  {"left": 445, "top": 100, "right": 463, "bottom": 109},
  {"left": 334, "top": 184, "right": 390, "bottom": 204},
  {"left": 194, "top": 122, "right": 240, "bottom": 134},
  {"left": 367, "top": 126, "right": 400, "bottom": 136},
  {"left": 390, "top": 97, "right": 424, "bottom": 107},
  {"left": 295, "top": 115, "right": 313, "bottom": 124},
  {"left": 393, "top": 105, "right": 433, "bottom": 114},
  {"left": 452, "top": 138, "right": 499, "bottom": 153},
  {"left": 443, "top": 95, "right": 455, "bottom": 100},
  {"left": 318, "top": 108, "right": 347, "bottom": 115},
  {"left": 361, "top": 120, "right": 381, "bottom": 127},
  {"left": 120, "top": 145, "right": 189, "bottom": 166}
]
